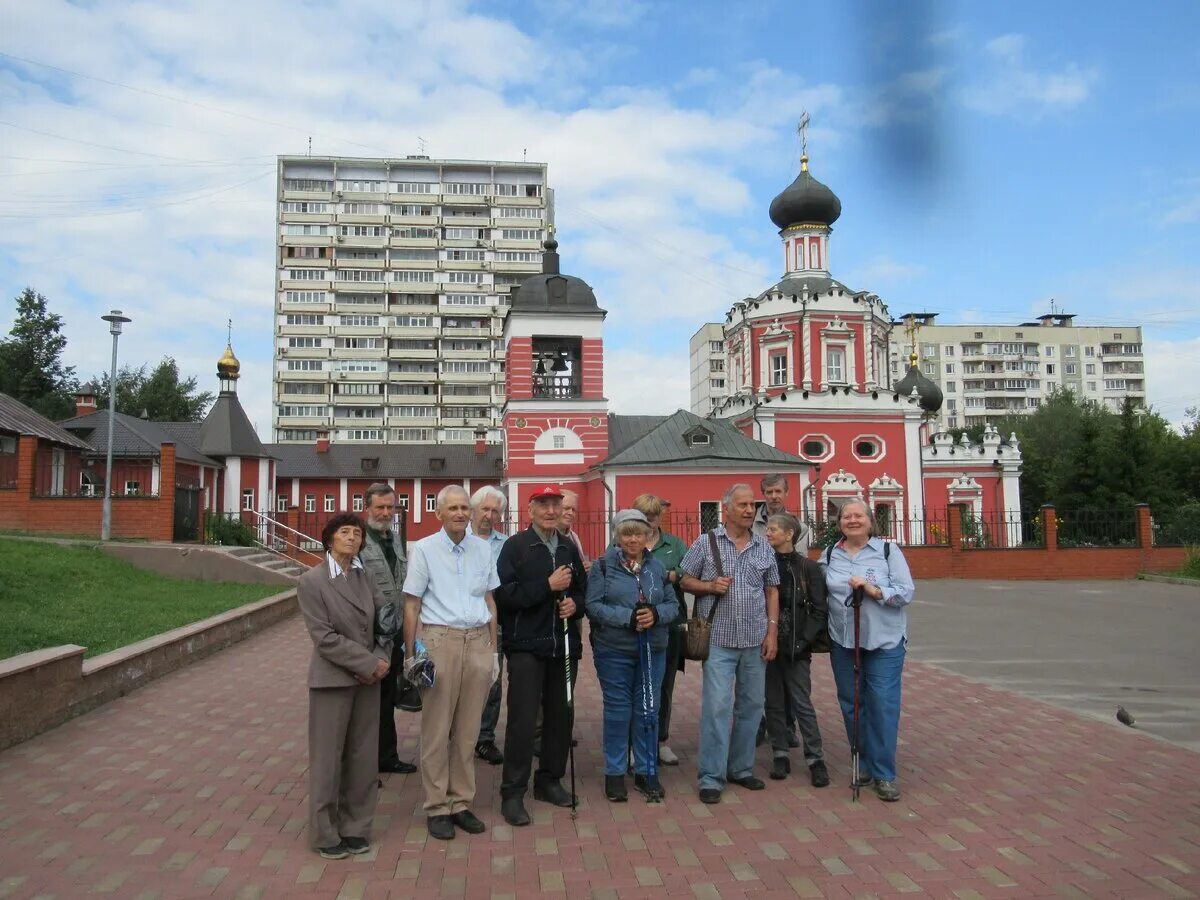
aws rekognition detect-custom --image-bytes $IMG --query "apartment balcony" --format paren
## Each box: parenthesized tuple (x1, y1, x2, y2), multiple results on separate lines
(331, 281, 385, 293)
(332, 348, 386, 361)
(274, 369, 329, 383)
(388, 348, 439, 360)
(493, 239, 543, 250)
(493, 215, 546, 228)
(388, 369, 439, 382)
(332, 300, 386, 315)
(390, 281, 437, 294)
(1102, 363, 1145, 375)
(440, 370, 494, 383)
(279, 212, 335, 225)
(389, 236, 438, 248)
(277, 324, 332, 337)
(336, 190, 386, 203)
(391, 214, 439, 226)
(281, 188, 335, 202)
(385, 414, 440, 427)
(492, 260, 541, 273)
(279, 278, 333, 292)
(491, 195, 542, 208)
(334, 370, 386, 383)
(1105, 381, 1146, 393)
(442, 326, 492, 338)
(333, 257, 385, 269)
(442, 348, 491, 360)
(387, 190, 439, 203)
(333, 415, 385, 429)
(278, 299, 334, 314)
(333, 325, 386, 338)
(331, 393, 385, 406)
(278, 347, 331, 359)
(442, 259, 486, 271)
(386, 325, 439, 338)
(276, 414, 331, 428)
(335, 235, 388, 250)
(441, 194, 489, 207)
(441, 213, 491, 227)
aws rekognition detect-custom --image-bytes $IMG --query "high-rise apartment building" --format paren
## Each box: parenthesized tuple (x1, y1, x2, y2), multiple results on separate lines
(887, 313, 1146, 429)
(689, 323, 730, 414)
(274, 155, 551, 444)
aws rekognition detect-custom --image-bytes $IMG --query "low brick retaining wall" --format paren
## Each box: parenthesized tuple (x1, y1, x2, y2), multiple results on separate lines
(0, 588, 297, 752)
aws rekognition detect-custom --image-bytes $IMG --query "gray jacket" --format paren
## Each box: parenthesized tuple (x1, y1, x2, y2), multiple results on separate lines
(359, 527, 407, 603)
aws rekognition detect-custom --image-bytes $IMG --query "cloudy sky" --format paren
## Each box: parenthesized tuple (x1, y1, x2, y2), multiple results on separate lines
(2, 0, 1198, 430)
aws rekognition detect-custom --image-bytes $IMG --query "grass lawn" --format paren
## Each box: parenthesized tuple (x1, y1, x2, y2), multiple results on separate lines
(0, 538, 284, 660)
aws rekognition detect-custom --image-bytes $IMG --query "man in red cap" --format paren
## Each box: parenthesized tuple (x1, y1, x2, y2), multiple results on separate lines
(494, 484, 587, 826)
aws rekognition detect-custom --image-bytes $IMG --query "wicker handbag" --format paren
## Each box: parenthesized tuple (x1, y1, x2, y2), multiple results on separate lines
(681, 531, 723, 662)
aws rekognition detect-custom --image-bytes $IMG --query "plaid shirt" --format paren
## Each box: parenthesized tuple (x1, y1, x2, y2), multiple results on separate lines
(681, 527, 780, 649)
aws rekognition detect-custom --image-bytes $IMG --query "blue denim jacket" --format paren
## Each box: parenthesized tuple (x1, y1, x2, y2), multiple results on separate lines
(584, 547, 678, 653)
(823, 538, 915, 651)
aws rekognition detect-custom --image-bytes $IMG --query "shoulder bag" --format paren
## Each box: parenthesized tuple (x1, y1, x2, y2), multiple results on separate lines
(682, 530, 724, 662)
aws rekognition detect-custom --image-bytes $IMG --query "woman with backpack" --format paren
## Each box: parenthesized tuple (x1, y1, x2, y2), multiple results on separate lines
(762, 513, 830, 787)
(822, 499, 915, 802)
(584, 509, 679, 803)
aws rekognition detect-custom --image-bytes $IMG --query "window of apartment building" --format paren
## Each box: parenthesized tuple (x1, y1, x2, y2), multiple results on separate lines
(340, 225, 387, 238)
(710, 359, 725, 373)
(393, 315, 434, 328)
(974, 331, 984, 339)
(444, 384, 487, 396)
(392, 181, 434, 193)
(393, 248, 438, 260)
(1065, 346, 1077, 357)
(281, 201, 328, 213)
(944, 345, 954, 356)
(494, 183, 543, 197)
(1105, 379, 1128, 390)
(334, 337, 383, 350)
(444, 206, 487, 218)
(445, 361, 489, 373)
(279, 405, 327, 418)
(394, 270, 435, 283)
(285, 246, 328, 260)
(447, 249, 487, 262)
(946, 381, 956, 393)
(1047, 381, 1058, 393)
(304, 494, 316, 512)
(443, 293, 487, 306)
(395, 429, 434, 442)
(1087, 381, 1097, 392)
(282, 382, 325, 395)
(1085, 346, 1095, 356)
(336, 407, 381, 420)
(335, 382, 381, 396)
(770, 353, 788, 386)
(1044, 346, 1055, 356)
(495, 251, 537, 262)
(285, 314, 324, 326)
(283, 223, 330, 235)
(710, 340, 724, 352)
(945, 363, 955, 374)
(1045, 364, 1055, 375)
(341, 428, 382, 440)
(710, 378, 726, 389)
(946, 399, 957, 413)
(444, 339, 487, 352)
(495, 206, 542, 218)
(284, 290, 327, 304)
(1065, 363, 1078, 375)
(391, 362, 437, 373)
(826, 346, 846, 383)
(286, 360, 325, 372)
(284, 178, 333, 191)
(500, 228, 541, 240)
(286, 268, 326, 280)
(287, 337, 323, 348)
(426, 493, 437, 512)
(389, 405, 437, 418)
(390, 339, 436, 351)
(1005, 379, 1027, 390)
(923, 362, 935, 375)
(921, 343, 937, 358)
(494, 274, 526, 286)
(395, 226, 437, 238)
(337, 270, 385, 282)
(1027, 397, 1041, 408)
(444, 182, 489, 195)
(340, 314, 380, 327)
(336, 360, 385, 374)
(447, 271, 483, 284)
(443, 226, 484, 240)
(279, 429, 319, 441)
(394, 204, 435, 216)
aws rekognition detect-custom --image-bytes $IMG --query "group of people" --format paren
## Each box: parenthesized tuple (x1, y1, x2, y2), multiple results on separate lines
(296, 475, 915, 859)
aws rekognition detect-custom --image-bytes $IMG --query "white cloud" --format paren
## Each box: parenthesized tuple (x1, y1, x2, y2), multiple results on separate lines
(960, 33, 1098, 117)
(1143, 337, 1200, 428)
(604, 348, 692, 417)
(841, 257, 927, 289)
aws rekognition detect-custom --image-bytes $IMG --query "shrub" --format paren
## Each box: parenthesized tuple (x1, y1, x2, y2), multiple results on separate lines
(205, 513, 257, 547)
(1181, 546, 1200, 580)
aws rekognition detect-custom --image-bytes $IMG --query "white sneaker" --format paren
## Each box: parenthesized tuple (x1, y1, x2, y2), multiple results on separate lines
(658, 744, 679, 766)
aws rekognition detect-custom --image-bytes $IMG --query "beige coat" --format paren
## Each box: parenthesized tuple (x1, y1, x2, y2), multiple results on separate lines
(298, 561, 389, 687)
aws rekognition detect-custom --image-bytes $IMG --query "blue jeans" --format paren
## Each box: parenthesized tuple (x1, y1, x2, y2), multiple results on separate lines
(829, 640, 906, 782)
(698, 644, 766, 791)
(593, 642, 666, 777)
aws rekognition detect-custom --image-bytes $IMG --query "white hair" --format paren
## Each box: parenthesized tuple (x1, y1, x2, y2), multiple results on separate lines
(560, 489, 578, 503)
(722, 483, 754, 508)
(436, 484, 470, 508)
(470, 484, 507, 512)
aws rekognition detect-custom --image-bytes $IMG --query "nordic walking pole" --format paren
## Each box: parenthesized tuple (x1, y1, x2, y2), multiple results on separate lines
(638, 622, 660, 798)
(849, 585, 865, 801)
(561, 605, 577, 819)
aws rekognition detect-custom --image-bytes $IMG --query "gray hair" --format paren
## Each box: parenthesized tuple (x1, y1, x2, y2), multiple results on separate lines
(722, 483, 754, 508)
(364, 482, 396, 507)
(837, 498, 877, 535)
(470, 484, 507, 512)
(615, 520, 651, 539)
(560, 488, 578, 504)
(436, 484, 470, 509)
(767, 512, 802, 544)
(760, 473, 787, 493)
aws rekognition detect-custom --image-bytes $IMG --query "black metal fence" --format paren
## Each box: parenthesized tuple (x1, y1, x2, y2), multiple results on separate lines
(958, 509, 1044, 549)
(1151, 503, 1200, 547)
(1055, 508, 1139, 548)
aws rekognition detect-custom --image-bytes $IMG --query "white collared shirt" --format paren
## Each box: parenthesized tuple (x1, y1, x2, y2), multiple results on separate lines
(402, 528, 498, 628)
(327, 552, 365, 579)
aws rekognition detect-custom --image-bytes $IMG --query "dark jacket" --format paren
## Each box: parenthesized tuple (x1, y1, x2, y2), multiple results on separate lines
(496, 525, 586, 659)
(585, 548, 679, 654)
(775, 550, 829, 660)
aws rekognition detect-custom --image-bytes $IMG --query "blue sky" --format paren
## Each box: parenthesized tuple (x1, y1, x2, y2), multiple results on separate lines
(1, 0, 1197, 429)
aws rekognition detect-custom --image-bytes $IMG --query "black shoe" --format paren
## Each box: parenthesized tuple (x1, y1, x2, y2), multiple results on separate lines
(474, 741, 503, 765)
(318, 841, 349, 859)
(810, 760, 830, 788)
(770, 757, 790, 780)
(605, 775, 627, 802)
(501, 796, 530, 826)
(533, 779, 574, 808)
(633, 774, 664, 802)
(874, 779, 901, 802)
(341, 836, 370, 854)
(427, 815, 455, 840)
(699, 788, 722, 804)
(729, 774, 766, 791)
(379, 758, 417, 774)
(450, 810, 486, 834)
(395, 682, 423, 712)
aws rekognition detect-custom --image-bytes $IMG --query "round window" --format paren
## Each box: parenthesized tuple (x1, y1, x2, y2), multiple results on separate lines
(855, 440, 877, 457)
(802, 440, 826, 457)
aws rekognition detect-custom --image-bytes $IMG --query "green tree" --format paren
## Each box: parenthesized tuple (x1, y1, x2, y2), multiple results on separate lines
(95, 357, 214, 422)
(0, 288, 77, 419)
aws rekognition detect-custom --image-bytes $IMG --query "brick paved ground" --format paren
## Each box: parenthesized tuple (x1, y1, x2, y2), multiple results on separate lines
(2, 616, 1200, 898)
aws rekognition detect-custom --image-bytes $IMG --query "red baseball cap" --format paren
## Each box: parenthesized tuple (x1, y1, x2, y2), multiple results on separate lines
(529, 484, 564, 501)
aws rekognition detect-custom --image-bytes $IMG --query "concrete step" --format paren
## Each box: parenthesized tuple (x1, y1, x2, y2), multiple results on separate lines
(225, 547, 260, 558)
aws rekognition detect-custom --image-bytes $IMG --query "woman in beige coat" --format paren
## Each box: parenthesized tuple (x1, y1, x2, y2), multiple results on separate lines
(298, 513, 392, 859)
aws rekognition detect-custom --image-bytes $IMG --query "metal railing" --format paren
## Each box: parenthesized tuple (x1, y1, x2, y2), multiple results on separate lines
(1151, 503, 1200, 547)
(958, 509, 1043, 549)
(204, 509, 323, 565)
(1055, 508, 1139, 548)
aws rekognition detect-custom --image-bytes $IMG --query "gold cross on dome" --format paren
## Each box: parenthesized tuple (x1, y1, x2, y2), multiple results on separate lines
(226, 318, 233, 343)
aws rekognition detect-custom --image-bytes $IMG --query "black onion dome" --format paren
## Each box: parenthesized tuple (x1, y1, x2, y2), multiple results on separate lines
(768, 158, 842, 230)
(510, 238, 603, 314)
(895, 363, 944, 414)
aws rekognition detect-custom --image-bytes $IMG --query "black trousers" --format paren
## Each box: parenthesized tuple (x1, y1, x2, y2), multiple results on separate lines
(658, 624, 682, 742)
(378, 639, 405, 766)
(501, 651, 576, 799)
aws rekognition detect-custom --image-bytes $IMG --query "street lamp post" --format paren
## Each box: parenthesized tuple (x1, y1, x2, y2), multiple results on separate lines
(100, 310, 131, 541)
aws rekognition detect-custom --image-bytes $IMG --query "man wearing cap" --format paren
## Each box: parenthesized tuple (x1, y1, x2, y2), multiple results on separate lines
(402, 485, 499, 841)
(494, 484, 587, 826)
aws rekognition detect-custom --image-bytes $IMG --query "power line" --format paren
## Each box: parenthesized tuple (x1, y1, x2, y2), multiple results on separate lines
(0, 119, 210, 161)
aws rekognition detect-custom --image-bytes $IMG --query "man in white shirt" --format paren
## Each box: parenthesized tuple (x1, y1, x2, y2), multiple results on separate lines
(402, 486, 500, 841)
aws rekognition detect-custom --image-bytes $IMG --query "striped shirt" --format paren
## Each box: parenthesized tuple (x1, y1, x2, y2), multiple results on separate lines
(681, 527, 780, 649)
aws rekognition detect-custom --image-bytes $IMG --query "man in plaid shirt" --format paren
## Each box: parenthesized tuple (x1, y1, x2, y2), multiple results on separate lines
(681, 484, 780, 804)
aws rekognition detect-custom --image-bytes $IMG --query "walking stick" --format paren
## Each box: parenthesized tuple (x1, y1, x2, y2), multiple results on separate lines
(848, 585, 865, 801)
(637, 624, 661, 799)
(562, 610, 577, 819)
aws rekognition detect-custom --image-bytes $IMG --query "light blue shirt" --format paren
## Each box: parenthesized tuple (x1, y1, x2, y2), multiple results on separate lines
(468, 523, 507, 567)
(326, 552, 365, 579)
(822, 538, 915, 651)
(402, 528, 499, 628)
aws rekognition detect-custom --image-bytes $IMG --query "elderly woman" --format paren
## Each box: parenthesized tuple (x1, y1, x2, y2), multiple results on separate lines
(585, 509, 679, 802)
(822, 499, 915, 802)
(763, 513, 830, 787)
(297, 513, 392, 858)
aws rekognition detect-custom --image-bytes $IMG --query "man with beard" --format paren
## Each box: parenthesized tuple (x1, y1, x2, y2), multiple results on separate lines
(360, 483, 418, 775)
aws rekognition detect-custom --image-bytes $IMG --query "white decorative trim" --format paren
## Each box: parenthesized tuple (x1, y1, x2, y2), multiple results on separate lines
(868, 473, 904, 493)
(851, 433, 887, 463)
(798, 432, 835, 464)
(823, 468, 861, 491)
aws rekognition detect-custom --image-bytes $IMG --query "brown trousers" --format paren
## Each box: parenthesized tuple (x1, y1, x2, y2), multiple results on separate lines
(308, 683, 380, 849)
(419, 624, 494, 816)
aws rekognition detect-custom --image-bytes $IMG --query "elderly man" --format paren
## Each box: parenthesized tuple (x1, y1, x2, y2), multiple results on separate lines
(558, 489, 591, 572)
(681, 483, 779, 804)
(752, 474, 810, 552)
(468, 484, 508, 766)
(359, 483, 418, 776)
(402, 486, 499, 841)
(495, 485, 586, 827)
